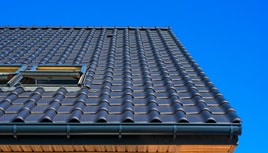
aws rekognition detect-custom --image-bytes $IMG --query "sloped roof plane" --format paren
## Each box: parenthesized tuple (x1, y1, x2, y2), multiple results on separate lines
(0, 26, 241, 153)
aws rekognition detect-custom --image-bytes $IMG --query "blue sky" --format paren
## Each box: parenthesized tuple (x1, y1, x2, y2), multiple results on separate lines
(0, 0, 267, 152)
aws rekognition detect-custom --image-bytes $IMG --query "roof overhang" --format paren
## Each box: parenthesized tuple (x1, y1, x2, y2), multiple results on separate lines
(0, 144, 237, 153)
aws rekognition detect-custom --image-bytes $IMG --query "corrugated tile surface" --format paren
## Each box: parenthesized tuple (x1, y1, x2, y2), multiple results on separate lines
(0, 27, 241, 124)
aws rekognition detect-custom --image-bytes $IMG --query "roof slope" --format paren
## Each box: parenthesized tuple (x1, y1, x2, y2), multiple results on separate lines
(0, 27, 241, 124)
(0, 27, 241, 146)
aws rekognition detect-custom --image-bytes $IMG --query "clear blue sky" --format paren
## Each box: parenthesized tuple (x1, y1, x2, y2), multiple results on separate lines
(0, 0, 267, 152)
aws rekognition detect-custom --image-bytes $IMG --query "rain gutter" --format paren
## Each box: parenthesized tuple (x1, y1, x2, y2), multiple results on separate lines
(0, 123, 241, 138)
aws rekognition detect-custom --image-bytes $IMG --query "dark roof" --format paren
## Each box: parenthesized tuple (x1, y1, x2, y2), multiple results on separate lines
(0, 26, 241, 144)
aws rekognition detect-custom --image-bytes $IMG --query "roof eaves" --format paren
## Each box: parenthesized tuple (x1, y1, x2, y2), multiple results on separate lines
(0, 123, 241, 145)
(0, 123, 241, 137)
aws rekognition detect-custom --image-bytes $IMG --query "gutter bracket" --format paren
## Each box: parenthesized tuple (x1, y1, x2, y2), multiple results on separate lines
(229, 125, 234, 141)
(118, 124, 122, 139)
(173, 124, 177, 140)
(13, 125, 17, 139)
(66, 125, 70, 140)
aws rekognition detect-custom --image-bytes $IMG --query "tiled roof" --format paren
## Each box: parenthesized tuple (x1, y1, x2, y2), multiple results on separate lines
(0, 26, 241, 124)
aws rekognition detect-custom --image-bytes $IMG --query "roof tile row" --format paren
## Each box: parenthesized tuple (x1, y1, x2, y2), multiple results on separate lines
(0, 87, 240, 123)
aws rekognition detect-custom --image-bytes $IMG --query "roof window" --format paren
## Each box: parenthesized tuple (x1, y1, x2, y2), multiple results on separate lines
(19, 65, 87, 87)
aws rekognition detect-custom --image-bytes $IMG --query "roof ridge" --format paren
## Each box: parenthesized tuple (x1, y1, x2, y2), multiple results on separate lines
(0, 26, 171, 30)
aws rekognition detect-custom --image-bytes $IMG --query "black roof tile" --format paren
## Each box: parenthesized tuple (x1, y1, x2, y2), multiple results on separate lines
(0, 26, 241, 125)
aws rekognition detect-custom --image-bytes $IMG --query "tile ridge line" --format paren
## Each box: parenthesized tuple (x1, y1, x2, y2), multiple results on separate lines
(0, 26, 171, 30)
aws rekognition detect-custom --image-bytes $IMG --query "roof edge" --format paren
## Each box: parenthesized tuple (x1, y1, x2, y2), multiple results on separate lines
(0, 123, 241, 137)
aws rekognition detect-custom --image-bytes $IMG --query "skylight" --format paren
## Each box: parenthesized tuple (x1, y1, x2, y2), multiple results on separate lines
(19, 65, 87, 87)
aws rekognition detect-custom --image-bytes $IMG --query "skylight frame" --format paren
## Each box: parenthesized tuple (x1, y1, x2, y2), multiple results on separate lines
(19, 64, 87, 87)
(0, 65, 27, 87)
